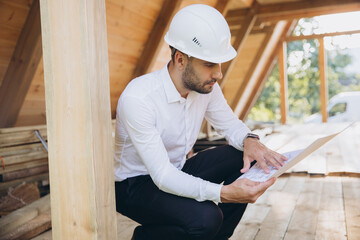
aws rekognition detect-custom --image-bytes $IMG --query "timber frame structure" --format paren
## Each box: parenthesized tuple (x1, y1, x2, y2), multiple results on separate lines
(0, 0, 360, 239)
(1, 0, 360, 128)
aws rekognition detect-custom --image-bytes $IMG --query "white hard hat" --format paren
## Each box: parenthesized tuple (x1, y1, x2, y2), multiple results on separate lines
(164, 4, 237, 64)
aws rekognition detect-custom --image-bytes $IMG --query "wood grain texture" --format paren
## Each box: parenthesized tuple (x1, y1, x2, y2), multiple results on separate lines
(39, 0, 117, 239)
(0, 0, 42, 127)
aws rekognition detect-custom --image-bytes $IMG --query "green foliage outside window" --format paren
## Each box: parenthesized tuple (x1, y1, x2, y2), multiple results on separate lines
(247, 18, 360, 124)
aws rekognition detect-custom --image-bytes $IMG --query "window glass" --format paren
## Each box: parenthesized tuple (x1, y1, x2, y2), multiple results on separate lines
(329, 102, 347, 117)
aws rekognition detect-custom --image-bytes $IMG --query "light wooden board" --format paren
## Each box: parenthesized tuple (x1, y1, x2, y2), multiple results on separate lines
(342, 177, 360, 240)
(30, 176, 360, 240)
(39, 0, 117, 238)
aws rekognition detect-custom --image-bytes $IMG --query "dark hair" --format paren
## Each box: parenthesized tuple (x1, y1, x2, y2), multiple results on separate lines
(169, 46, 192, 63)
(170, 46, 177, 63)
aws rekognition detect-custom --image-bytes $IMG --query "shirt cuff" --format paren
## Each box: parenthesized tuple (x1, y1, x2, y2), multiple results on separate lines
(205, 181, 223, 203)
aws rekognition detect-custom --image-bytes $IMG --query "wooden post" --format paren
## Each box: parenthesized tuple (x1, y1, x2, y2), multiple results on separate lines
(318, 37, 328, 123)
(279, 41, 288, 125)
(39, 0, 117, 239)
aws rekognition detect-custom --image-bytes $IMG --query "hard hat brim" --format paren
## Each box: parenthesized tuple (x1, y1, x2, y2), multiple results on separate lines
(165, 35, 237, 64)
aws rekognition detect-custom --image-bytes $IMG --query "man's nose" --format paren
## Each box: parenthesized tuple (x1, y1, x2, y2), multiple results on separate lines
(213, 64, 223, 80)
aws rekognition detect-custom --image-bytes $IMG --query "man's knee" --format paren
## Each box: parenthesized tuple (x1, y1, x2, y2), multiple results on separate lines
(186, 203, 223, 239)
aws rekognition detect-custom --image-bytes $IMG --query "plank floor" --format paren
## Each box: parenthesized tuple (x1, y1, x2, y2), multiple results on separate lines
(33, 123, 360, 239)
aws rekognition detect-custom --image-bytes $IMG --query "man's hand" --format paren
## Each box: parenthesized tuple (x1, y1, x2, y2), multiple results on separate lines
(220, 178, 276, 203)
(242, 138, 287, 174)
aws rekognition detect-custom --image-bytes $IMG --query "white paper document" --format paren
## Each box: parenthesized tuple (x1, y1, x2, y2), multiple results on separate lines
(239, 123, 354, 182)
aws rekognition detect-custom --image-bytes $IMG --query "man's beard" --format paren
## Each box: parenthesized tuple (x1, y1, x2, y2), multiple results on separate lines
(182, 63, 216, 94)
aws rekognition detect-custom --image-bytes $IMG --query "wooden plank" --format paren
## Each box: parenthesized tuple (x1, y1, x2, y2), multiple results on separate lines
(1, 150, 47, 166)
(318, 37, 328, 123)
(0, 159, 47, 175)
(0, 129, 47, 148)
(0, 125, 47, 134)
(283, 177, 323, 239)
(0, 209, 51, 240)
(0, 172, 48, 195)
(0, 0, 42, 128)
(0, 182, 40, 215)
(315, 177, 346, 240)
(39, 0, 117, 238)
(132, 0, 182, 78)
(31, 212, 140, 240)
(1, 165, 48, 182)
(232, 177, 290, 239)
(342, 177, 360, 239)
(233, 204, 271, 240)
(254, 176, 306, 240)
(0, 194, 50, 237)
(227, 0, 360, 23)
(278, 41, 288, 125)
(0, 142, 45, 158)
(219, 2, 258, 89)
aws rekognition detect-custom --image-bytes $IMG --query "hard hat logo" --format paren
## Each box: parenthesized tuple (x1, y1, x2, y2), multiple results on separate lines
(164, 4, 237, 64)
(192, 37, 202, 47)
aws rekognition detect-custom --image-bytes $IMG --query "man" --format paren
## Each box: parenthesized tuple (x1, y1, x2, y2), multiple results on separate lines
(114, 4, 286, 240)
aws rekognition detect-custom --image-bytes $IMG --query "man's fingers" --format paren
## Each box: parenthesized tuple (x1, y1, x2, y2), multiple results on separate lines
(256, 158, 270, 174)
(265, 155, 283, 170)
(257, 178, 276, 194)
(241, 156, 251, 173)
(265, 151, 287, 170)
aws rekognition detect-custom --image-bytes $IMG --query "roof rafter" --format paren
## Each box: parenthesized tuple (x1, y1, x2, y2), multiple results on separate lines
(215, 0, 232, 16)
(237, 20, 297, 120)
(227, 0, 360, 23)
(0, 0, 42, 128)
(230, 25, 275, 110)
(132, 0, 182, 78)
(219, 1, 259, 89)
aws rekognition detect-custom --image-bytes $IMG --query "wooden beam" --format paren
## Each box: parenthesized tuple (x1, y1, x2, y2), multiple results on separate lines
(237, 20, 297, 120)
(227, 0, 360, 23)
(0, 0, 42, 128)
(39, 0, 117, 239)
(215, 0, 231, 16)
(230, 27, 274, 110)
(286, 29, 360, 42)
(219, 2, 258, 89)
(132, 0, 182, 78)
(318, 37, 328, 123)
(240, 0, 254, 8)
(279, 41, 288, 125)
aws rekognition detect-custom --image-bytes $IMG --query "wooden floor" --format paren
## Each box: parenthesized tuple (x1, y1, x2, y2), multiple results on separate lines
(32, 122, 360, 239)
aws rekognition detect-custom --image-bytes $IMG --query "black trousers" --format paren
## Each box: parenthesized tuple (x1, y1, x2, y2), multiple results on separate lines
(115, 145, 247, 240)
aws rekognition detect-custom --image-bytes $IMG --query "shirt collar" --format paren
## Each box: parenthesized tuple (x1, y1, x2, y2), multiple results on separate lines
(161, 64, 184, 103)
(161, 63, 199, 104)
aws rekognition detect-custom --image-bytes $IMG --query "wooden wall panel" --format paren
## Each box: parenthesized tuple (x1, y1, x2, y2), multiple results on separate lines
(223, 33, 266, 105)
(15, 57, 46, 126)
(0, 0, 31, 86)
(106, 0, 164, 118)
(16, 0, 165, 125)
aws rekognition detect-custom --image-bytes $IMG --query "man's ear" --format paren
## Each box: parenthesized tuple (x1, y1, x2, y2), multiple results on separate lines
(174, 51, 187, 70)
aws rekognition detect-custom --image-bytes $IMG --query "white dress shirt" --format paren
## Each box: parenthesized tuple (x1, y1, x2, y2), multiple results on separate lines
(114, 64, 251, 202)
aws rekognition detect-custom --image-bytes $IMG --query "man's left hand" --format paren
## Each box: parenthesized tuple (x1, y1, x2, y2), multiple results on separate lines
(241, 138, 287, 174)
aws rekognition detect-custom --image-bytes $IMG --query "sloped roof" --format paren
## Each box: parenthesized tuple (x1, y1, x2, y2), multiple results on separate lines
(0, 0, 359, 127)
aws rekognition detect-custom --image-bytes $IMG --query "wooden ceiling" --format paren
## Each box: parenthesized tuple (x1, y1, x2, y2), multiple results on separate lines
(0, 0, 360, 127)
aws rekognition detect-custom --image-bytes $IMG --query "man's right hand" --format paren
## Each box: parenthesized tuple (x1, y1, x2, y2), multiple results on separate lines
(220, 178, 276, 203)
